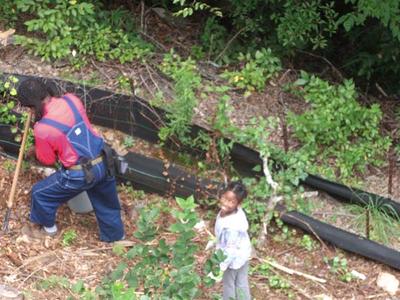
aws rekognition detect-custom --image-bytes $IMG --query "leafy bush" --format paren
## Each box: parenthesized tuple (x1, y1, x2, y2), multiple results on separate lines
(12, 0, 152, 63)
(0, 75, 34, 148)
(172, 0, 222, 18)
(287, 71, 391, 180)
(96, 196, 223, 299)
(272, 0, 338, 50)
(222, 48, 282, 96)
(159, 50, 202, 147)
(0, 1, 18, 27)
(0, 75, 18, 125)
(200, 17, 230, 62)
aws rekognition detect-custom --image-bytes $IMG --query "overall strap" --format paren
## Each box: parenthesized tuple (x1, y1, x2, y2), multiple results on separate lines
(40, 118, 71, 134)
(62, 95, 83, 123)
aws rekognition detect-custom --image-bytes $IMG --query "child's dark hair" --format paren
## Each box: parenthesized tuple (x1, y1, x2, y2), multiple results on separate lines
(223, 181, 247, 203)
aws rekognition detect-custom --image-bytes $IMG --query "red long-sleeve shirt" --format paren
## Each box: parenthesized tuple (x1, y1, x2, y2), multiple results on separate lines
(34, 93, 101, 167)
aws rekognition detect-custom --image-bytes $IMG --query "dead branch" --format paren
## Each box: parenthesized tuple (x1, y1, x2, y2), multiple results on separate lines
(145, 63, 162, 94)
(282, 213, 329, 251)
(17, 260, 58, 289)
(90, 59, 112, 82)
(254, 269, 314, 300)
(255, 257, 326, 284)
(215, 27, 246, 62)
(256, 155, 279, 248)
(139, 31, 168, 52)
(297, 50, 344, 82)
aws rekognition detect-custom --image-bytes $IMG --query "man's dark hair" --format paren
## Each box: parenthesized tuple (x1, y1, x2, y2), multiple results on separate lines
(17, 79, 50, 121)
(223, 181, 248, 203)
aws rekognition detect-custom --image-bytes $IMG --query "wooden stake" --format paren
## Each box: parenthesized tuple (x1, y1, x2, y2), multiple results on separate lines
(2, 110, 32, 232)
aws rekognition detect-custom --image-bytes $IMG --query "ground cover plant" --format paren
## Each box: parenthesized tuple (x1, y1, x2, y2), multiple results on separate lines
(1, 1, 400, 298)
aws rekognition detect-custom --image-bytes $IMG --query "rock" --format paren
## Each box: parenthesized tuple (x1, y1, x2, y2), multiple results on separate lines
(377, 272, 399, 296)
(351, 270, 366, 280)
(0, 29, 15, 47)
(0, 284, 23, 300)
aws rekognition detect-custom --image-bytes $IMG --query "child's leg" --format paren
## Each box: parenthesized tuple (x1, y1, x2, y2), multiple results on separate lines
(223, 268, 237, 300)
(235, 262, 251, 300)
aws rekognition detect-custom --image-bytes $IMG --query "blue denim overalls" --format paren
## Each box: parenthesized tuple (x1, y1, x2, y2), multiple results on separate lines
(30, 95, 124, 242)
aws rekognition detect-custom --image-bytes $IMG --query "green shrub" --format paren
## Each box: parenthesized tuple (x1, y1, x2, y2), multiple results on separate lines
(0, 75, 18, 125)
(273, 0, 338, 50)
(97, 196, 223, 299)
(222, 48, 282, 96)
(13, 0, 152, 63)
(200, 17, 230, 62)
(158, 50, 202, 147)
(287, 71, 391, 180)
(172, 0, 222, 18)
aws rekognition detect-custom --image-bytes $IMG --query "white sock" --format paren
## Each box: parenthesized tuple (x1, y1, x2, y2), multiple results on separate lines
(43, 224, 57, 233)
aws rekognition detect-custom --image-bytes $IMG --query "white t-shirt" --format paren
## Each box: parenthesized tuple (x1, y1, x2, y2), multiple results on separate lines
(215, 207, 252, 270)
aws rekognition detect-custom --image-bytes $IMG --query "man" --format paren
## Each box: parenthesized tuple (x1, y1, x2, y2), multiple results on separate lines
(18, 78, 124, 242)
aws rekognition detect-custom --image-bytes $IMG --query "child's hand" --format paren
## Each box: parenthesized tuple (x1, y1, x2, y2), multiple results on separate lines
(205, 240, 216, 251)
(207, 269, 223, 283)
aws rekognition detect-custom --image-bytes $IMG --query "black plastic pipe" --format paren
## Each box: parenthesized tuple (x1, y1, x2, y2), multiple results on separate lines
(277, 205, 400, 270)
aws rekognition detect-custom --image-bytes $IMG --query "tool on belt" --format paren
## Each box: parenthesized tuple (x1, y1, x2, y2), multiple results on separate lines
(68, 144, 127, 183)
(101, 143, 128, 177)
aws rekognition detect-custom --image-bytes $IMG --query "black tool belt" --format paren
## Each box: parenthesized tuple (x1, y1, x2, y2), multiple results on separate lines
(68, 155, 103, 171)
(69, 156, 102, 184)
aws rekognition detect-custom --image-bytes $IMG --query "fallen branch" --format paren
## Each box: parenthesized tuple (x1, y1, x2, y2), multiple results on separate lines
(254, 269, 314, 300)
(256, 155, 279, 248)
(215, 27, 246, 62)
(255, 257, 327, 284)
(282, 212, 329, 251)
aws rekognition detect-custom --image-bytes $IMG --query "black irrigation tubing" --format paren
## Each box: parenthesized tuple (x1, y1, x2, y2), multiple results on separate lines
(1, 127, 400, 271)
(276, 205, 400, 270)
(2, 73, 400, 216)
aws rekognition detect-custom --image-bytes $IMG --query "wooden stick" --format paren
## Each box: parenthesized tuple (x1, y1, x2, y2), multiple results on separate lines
(6, 111, 32, 209)
(255, 257, 327, 284)
(2, 110, 32, 232)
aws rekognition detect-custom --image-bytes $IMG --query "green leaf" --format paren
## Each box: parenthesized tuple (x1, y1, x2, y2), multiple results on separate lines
(293, 78, 308, 86)
(71, 280, 85, 294)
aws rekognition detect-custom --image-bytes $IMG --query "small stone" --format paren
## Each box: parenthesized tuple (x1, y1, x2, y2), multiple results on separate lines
(377, 272, 399, 296)
(351, 270, 366, 280)
(0, 284, 23, 299)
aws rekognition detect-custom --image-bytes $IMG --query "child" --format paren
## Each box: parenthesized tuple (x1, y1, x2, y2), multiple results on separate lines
(215, 181, 252, 300)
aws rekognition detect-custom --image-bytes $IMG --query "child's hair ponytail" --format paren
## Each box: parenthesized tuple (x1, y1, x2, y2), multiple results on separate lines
(222, 181, 247, 203)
